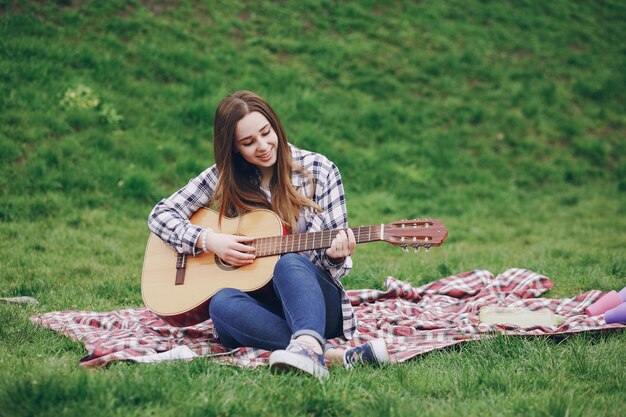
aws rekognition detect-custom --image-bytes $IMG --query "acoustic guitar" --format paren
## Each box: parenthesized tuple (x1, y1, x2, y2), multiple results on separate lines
(141, 208, 448, 327)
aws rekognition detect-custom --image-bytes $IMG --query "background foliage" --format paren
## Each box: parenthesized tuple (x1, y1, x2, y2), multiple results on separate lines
(0, 1, 624, 416)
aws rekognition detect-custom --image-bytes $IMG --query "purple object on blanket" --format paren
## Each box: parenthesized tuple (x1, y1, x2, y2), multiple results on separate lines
(605, 303, 626, 324)
(618, 286, 626, 302)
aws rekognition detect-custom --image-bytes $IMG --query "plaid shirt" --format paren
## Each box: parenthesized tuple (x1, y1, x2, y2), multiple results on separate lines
(148, 144, 356, 339)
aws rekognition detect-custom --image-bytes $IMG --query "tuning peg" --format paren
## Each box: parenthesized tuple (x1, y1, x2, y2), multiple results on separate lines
(424, 244, 432, 252)
(401, 244, 409, 253)
(412, 244, 421, 253)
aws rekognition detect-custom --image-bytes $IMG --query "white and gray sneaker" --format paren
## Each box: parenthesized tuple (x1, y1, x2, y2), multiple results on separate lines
(269, 340, 329, 380)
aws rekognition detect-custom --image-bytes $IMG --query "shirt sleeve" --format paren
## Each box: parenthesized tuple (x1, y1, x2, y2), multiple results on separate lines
(147, 165, 219, 255)
(308, 160, 353, 281)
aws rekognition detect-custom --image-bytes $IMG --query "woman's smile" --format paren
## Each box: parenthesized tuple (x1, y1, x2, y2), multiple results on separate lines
(258, 149, 273, 162)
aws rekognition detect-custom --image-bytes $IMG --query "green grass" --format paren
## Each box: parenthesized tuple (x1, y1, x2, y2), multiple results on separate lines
(1, 0, 625, 416)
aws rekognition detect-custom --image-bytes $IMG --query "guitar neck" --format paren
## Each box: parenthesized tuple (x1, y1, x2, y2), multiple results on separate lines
(252, 225, 382, 257)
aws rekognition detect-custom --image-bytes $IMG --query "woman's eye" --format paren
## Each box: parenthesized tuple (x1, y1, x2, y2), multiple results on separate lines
(262, 128, 271, 136)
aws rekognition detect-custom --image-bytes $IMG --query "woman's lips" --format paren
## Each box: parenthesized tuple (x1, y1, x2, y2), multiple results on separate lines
(258, 149, 273, 161)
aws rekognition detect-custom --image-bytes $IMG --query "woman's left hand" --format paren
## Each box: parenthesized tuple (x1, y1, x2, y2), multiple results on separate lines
(325, 228, 356, 264)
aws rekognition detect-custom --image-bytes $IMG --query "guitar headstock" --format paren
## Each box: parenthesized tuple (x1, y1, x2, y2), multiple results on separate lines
(383, 219, 448, 252)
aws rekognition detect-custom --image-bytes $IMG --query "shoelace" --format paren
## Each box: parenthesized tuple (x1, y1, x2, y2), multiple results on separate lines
(345, 346, 368, 368)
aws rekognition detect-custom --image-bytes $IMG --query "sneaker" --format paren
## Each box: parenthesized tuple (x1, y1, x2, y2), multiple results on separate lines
(269, 340, 329, 380)
(343, 338, 389, 369)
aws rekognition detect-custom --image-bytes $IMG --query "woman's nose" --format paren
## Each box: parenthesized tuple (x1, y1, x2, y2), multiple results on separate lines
(256, 136, 270, 150)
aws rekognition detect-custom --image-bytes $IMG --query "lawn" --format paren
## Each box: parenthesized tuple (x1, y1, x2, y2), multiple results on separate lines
(1, 1, 625, 416)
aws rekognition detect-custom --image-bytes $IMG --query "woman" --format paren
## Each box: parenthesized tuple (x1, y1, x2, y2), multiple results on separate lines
(148, 91, 388, 379)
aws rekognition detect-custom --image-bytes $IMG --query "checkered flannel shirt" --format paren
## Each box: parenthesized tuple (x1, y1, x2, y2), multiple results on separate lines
(148, 144, 357, 339)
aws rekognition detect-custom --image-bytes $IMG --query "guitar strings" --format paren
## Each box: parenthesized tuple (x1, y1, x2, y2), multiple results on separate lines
(254, 225, 382, 257)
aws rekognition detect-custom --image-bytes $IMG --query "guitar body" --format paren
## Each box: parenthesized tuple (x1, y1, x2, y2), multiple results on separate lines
(141, 209, 283, 327)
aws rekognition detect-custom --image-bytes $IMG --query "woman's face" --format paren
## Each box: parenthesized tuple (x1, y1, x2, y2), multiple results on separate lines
(234, 111, 279, 177)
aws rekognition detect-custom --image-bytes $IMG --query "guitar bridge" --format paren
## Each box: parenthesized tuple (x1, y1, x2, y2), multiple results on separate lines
(175, 253, 186, 285)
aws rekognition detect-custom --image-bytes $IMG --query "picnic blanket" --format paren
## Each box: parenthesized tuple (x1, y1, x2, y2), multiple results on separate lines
(30, 269, 625, 368)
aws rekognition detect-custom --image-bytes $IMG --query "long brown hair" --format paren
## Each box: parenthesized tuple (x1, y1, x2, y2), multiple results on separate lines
(211, 91, 320, 230)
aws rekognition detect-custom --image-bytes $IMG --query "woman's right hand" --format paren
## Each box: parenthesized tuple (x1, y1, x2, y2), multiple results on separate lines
(205, 232, 256, 267)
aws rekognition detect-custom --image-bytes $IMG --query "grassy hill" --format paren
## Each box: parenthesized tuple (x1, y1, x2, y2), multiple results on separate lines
(1, 1, 625, 416)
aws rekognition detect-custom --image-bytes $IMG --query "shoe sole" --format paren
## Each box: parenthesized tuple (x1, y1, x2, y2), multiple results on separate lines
(269, 350, 330, 380)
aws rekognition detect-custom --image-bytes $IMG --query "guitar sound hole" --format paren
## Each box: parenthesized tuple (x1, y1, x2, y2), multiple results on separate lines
(214, 255, 241, 272)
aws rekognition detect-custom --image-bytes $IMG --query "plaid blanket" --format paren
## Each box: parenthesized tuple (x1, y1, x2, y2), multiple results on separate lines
(30, 269, 624, 368)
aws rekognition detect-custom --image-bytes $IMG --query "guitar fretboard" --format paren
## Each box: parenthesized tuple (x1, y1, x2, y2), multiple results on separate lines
(252, 225, 382, 257)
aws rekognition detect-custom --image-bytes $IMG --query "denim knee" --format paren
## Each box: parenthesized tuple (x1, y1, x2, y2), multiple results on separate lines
(209, 287, 241, 318)
(275, 253, 306, 269)
(273, 253, 310, 283)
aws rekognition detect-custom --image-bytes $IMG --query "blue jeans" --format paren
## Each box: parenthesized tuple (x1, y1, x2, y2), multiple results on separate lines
(209, 253, 344, 351)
